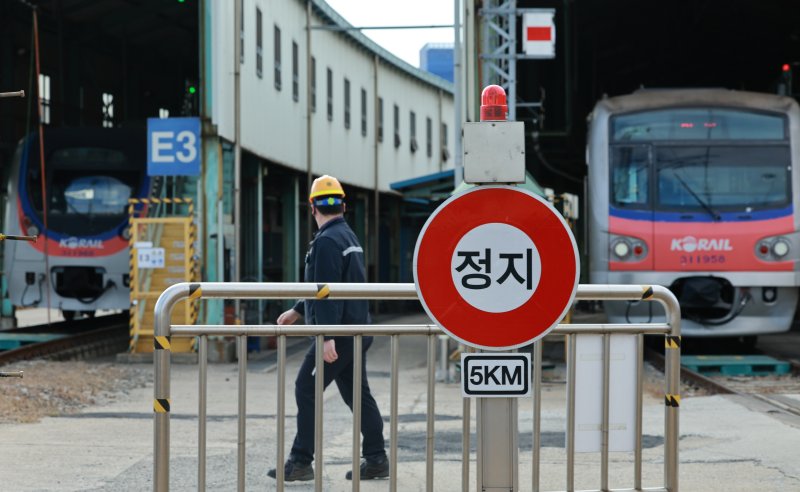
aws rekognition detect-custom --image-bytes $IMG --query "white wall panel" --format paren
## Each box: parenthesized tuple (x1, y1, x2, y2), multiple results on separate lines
(211, 0, 454, 193)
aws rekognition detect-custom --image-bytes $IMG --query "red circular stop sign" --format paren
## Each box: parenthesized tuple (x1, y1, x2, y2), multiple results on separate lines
(413, 186, 579, 350)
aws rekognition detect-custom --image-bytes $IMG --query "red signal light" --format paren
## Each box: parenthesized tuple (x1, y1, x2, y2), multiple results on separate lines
(633, 245, 644, 256)
(480, 85, 508, 122)
(783, 63, 791, 72)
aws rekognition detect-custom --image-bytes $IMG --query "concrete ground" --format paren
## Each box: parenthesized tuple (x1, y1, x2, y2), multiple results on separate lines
(0, 312, 799, 491)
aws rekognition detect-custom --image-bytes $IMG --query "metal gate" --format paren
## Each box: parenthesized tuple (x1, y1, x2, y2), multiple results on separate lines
(153, 282, 680, 492)
(128, 198, 198, 353)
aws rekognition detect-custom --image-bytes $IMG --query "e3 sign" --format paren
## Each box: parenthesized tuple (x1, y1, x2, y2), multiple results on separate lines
(147, 117, 201, 176)
(414, 185, 579, 350)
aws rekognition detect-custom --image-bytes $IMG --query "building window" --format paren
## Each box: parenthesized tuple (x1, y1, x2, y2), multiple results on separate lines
(409, 111, 418, 153)
(239, 3, 244, 64)
(159, 108, 169, 118)
(102, 92, 114, 127)
(311, 57, 317, 112)
(344, 78, 351, 129)
(393, 104, 400, 148)
(360, 88, 367, 136)
(274, 25, 282, 90)
(441, 122, 450, 161)
(255, 8, 263, 78)
(326, 68, 333, 121)
(377, 98, 384, 142)
(426, 117, 432, 157)
(292, 41, 299, 102)
(38, 73, 50, 124)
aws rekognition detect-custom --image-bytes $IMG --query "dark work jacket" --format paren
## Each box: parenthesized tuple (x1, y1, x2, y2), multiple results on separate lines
(293, 216, 370, 338)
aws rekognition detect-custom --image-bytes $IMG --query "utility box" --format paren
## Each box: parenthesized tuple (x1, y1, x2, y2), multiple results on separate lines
(462, 121, 526, 184)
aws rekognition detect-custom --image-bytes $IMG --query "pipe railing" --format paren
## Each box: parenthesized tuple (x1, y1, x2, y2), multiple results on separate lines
(153, 282, 680, 492)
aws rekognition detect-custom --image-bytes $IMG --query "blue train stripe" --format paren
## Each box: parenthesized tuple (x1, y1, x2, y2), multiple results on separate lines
(610, 205, 793, 222)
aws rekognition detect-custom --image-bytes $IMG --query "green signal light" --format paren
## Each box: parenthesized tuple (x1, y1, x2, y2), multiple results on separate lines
(188, 86, 196, 94)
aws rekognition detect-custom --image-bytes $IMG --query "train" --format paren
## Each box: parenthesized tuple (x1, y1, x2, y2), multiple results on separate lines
(587, 88, 800, 339)
(2, 127, 148, 320)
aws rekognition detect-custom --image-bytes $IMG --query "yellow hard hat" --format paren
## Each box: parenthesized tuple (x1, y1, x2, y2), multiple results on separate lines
(309, 175, 345, 202)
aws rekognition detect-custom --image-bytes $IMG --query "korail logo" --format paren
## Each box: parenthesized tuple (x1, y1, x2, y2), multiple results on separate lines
(59, 237, 104, 249)
(670, 236, 733, 253)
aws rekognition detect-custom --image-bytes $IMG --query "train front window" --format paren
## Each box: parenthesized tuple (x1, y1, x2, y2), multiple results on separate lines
(655, 146, 791, 211)
(57, 176, 132, 216)
(611, 146, 649, 207)
(26, 145, 141, 236)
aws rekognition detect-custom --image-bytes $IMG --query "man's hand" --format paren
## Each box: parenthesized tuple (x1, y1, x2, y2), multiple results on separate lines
(322, 339, 338, 363)
(277, 309, 301, 325)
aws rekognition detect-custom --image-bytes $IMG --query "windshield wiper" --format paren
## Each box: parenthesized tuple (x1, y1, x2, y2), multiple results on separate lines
(670, 171, 720, 221)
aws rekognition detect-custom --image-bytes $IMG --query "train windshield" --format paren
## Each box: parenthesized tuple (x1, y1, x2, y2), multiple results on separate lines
(27, 146, 142, 236)
(655, 147, 791, 211)
(610, 108, 791, 213)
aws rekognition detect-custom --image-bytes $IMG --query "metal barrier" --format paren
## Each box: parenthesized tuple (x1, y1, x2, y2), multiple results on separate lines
(153, 282, 680, 492)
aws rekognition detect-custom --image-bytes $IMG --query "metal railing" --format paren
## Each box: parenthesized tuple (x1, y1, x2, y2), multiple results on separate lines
(153, 282, 680, 492)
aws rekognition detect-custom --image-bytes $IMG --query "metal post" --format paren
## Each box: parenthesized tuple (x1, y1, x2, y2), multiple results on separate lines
(237, 335, 247, 491)
(390, 334, 399, 492)
(566, 334, 576, 491)
(154, 283, 190, 492)
(276, 335, 287, 487)
(426, 335, 436, 491)
(453, 0, 463, 186)
(532, 340, 542, 492)
(353, 335, 363, 490)
(461, 345, 471, 492)
(233, 0, 242, 322)
(601, 333, 611, 490)
(477, 381, 518, 491)
(314, 334, 324, 492)
(198, 335, 207, 491)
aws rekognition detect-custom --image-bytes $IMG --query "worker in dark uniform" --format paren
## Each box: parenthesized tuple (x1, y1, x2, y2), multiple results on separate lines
(268, 175, 389, 482)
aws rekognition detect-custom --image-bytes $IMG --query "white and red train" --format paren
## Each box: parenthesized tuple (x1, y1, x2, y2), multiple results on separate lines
(3, 127, 148, 320)
(587, 89, 800, 338)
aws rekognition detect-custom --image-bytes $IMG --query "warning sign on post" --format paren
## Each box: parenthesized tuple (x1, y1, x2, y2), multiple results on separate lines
(414, 185, 579, 350)
(462, 353, 531, 397)
(522, 11, 556, 58)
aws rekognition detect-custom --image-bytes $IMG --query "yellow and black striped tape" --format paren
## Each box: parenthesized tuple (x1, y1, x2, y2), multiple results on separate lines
(665, 335, 681, 349)
(641, 286, 654, 300)
(665, 394, 680, 407)
(189, 283, 202, 300)
(316, 284, 331, 299)
(128, 308, 137, 351)
(128, 197, 193, 205)
(154, 336, 171, 351)
(154, 398, 171, 413)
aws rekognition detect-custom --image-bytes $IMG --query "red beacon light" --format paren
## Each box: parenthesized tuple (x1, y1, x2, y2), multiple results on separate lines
(783, 63, 791, 72)
(480, 84, 508, 122)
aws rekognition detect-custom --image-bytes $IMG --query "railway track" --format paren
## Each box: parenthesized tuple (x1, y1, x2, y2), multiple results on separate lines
(0, 313, 129, 366)
(646, 346, 800, 422)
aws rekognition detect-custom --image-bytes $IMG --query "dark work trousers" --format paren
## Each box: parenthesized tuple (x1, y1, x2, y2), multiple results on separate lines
(289, 335, 387, 465)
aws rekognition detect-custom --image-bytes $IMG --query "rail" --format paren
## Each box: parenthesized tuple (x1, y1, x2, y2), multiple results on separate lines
(153, 282, 681, 492)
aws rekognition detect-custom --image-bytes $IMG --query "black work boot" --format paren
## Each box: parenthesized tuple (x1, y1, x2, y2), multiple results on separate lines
(267, 460, 314, 482)
(345, 456, 389, 480)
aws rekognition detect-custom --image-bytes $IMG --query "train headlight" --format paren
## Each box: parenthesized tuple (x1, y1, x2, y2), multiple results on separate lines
(612, 240, 631, 258)
(26, 224, 40, 237)
(772, 239, 790, 257)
